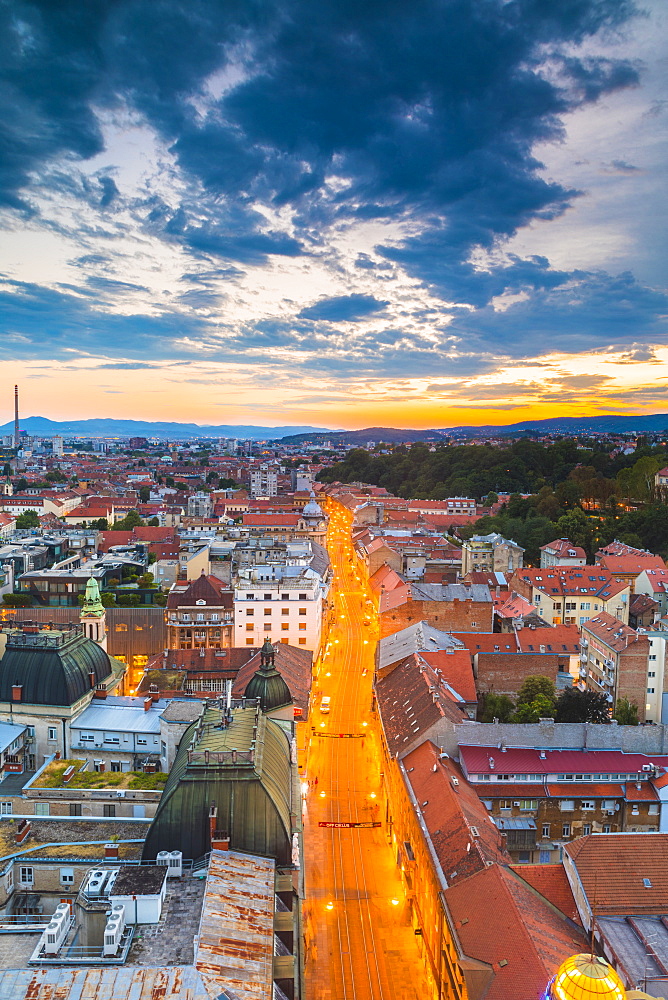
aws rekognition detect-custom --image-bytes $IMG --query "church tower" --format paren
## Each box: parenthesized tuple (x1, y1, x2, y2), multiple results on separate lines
(80, 576, 107, 650)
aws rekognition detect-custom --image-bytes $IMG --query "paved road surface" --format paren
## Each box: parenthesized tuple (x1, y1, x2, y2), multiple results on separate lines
(303, 502, 433, 1000)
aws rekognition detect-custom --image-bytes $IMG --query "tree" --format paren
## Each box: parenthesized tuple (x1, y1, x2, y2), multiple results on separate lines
(479, 692, 515, 723)
(45, 469, 67, 483)
(2, 593, 33, 607)
(137, 572, 155, 589)
(555, 686, 610, 723)
(148, 551, 157, 564)
(92, 517, 109, 530)
(101, 592, 117, 607)
(516, 676, 556, 707)
(15, 510, 40, 528)
(114, 509, 143, 530)
(116, 593, 142, 607)
(138, 486, 151, 503)
(148, 516, 159, 527)
(512, 693, 556, 724)
(614, 697, 639, 726)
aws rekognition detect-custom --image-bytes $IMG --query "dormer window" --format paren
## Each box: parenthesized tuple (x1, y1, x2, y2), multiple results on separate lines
(196, 599, 206, 605)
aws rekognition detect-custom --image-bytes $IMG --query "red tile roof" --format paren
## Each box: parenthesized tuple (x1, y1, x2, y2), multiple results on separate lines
(403, 741, 509, 884)
(415, 649, 476, 704)
(511, 567, 628, 600)
(460, 745, 668, 777)
(510, 864, 581, 923)
(166, 573, 233, 609)
(242, 513, 300, 527)
(446, 864, 587, 1000)
(565, 833, 668, 914)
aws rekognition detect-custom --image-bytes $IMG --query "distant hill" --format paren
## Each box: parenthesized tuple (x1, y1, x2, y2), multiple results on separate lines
(2, 412, 667, 443)
(276, 426, 446, 445)
(441, 414, 668, 436)
(0, 416, 329, 440)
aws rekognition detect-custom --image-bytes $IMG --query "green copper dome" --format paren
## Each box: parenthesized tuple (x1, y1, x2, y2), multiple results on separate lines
(244, 639, 292, 713)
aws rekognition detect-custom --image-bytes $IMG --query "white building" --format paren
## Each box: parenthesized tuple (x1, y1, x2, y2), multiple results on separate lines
(69, 697, 167, 772)
(234, 565, 326, 653)
(187, 492, 214, 518)
(249, 464, 278, 498)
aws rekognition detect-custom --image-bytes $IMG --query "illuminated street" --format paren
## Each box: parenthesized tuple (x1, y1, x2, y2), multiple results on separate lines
(303, 502, 433, 1000)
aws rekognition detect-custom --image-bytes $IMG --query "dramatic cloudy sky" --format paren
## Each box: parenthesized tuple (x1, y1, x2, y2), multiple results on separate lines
(1, 0, 666, 428)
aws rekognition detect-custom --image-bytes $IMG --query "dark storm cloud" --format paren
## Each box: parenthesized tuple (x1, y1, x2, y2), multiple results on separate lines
(299, 295, 388, 322)
(0, 0, 657, 371)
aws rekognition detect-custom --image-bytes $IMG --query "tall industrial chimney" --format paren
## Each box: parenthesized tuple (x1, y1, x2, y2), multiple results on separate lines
(13, 385, 19, 449)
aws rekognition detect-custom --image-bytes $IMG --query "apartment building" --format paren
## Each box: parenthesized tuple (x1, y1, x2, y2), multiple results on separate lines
(578, 613, 650, 720)
(510, 567, 630, 626)
(539, 538, 586, 568)
(459, 744, 665, 863)
(233, 566, 326, 653)
(461, 532, 524, 576)
(249, 463, 278, 498)
(166, 573, 234, 650)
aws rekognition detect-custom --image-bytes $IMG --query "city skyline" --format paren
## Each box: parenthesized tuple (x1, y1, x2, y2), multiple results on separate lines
(1, 0, 666, 430)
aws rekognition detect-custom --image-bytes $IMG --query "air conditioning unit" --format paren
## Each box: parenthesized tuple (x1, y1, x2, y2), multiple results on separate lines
(513, 801, 520, 807)
(607, 810, 615, 816)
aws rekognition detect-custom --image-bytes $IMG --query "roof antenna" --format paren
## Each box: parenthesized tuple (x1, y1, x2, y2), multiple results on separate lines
(590, 874, 598, 961)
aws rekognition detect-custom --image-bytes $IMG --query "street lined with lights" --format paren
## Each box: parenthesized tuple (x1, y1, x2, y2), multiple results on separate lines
(302, 500, 432, 999)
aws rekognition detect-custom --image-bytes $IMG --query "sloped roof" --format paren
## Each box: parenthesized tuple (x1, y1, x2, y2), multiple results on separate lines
(403, 741, 508, 885)
(460, 745, 668, 777)
(445, 864, 587, 1000)
(511, 864, 581, 922)
(167, 574, 233, 609)
(415, 649, 476, 703)
(375, 654, 467, 756)
(565, 833, 668, 915)
(377, 621, 464, 671)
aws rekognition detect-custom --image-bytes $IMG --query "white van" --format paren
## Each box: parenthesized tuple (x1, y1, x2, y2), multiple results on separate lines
(320, 696, 331, 714)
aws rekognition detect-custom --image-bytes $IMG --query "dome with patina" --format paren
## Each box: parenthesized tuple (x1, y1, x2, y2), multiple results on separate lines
(244, 639, 292, 713)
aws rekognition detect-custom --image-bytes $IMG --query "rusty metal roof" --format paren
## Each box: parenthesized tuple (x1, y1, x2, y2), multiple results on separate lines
(196, 849, 275, 1000)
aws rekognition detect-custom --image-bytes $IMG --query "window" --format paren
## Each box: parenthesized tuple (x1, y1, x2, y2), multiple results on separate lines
(34, 802, 50, 816)
(246, 638, 255, 645)
(0, 802, 11, 816)
(60, 868, 74, 885)
(603, 824, 611, 833)
(560, 800, 574, 811)
(161, 741, 167, 757)
(299, 593, 307, 600)
(583, 824, 591, 836)
(103, 804, 116, 818)
(539, 850, 551, 863)
(80, 733, 95, 743)
(519, 800, 537, 811)
(282, 608, 290, 616)
(470, 621, 478, 628)
(281, 623, 289, 631)
(647, 687, 655, 694)
(542, 824, 550, 838)
(280, 638, 289, 644)
(298, 608, 307, 616)
(562, 824, 571, 838)
(298, 623, 306, 631)
(246, 608, 254, 616)
(649, 671, 656, 678)
(70, 803, 82, 816)
(19, 867, 33, 886)
(48, 727, 57, 741)
(264, 594, 272, 600)
(581, 800, 595, 810)
(281, 593, 289, 600)
(136, 738, 147, 746)
(264, 608, 272, 616)
(210, 614, 219, 622)
(650, 654, 657, 661)
(246, 624, 255, 632)
(580, 602, 591, 611)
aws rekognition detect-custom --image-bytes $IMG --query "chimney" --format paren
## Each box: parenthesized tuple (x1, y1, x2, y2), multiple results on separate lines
(209, 803, 218, 844)
(104, 843, 119, 860)
(13, 385, 19, 450)
(15, 819, 31, 845)
(11, 684, 22, 702)
(144, 697, 153, 712)
(211, 832, 230, 851)
(88, 671, 96, 690)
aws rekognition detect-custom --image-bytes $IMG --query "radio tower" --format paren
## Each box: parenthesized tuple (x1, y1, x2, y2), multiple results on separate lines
(13, 385, 19, 449)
